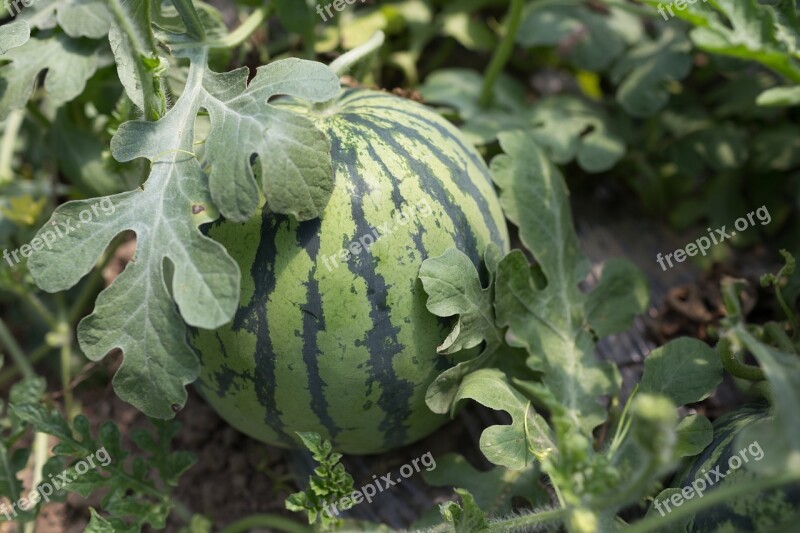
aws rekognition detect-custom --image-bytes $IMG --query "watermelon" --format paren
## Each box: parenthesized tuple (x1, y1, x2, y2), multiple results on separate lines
(190, 89, 510, 454)
(670, 405, 800, 532)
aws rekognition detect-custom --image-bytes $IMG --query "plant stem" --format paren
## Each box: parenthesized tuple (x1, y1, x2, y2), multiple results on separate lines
(25, 432, 49, 533)
(479, 0, 524, 108)
(13, 289, 58, 329)
(329, 31, 386, 76)
(207, 4, 270, 49)
(489, 507, 568, 531)
(0, 343, 50, 387)
(219, 514, 312, 533)
(626, 470, 800, 533)
(169, 0, 206, 41)
(0, 318, 34, 380)
(717, 337, 765, 381)
(107, 0, 164, 121)
(763, 322, 795, 354)
(0, 109, 24, 186)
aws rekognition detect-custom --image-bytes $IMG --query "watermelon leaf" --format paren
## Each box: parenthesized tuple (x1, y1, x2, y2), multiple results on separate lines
(0, 21, 30, 54)
(491, 131, 621, 435)
(422, 453, 549, 516)
(639, 337, 723, 406)
(419, 71, 625, 172)
(0, 34, 108, 120)
(286, 432, 355, 529)
(27, 48, 339, 418)
(516, 1, 640, 71)
(439, 488, 491, 532)
(731, 327, 800, 474)
(453, 369, 554, 470)
(675, 415, 714, 458)
(419, 247, 502, 354)
(610, 26, 694, 118)
(586, 259, 649, 338)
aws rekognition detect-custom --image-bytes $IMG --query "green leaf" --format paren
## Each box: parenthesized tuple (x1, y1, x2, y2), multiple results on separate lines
(756, 85, 800, 106)
(48, 108, 122, 196)
(28, 50, 338, 418)
(733, 326, 800, 474)
(611, 27, 693, 118)
(0, 445, 31, 521)
(0, 21, 30, 54)
(12, 402, 192, 530)
(517, 1, 641, 70)
(56, 0, 112, 39)
(423, 453, 548, 516)
(0, 34, 108, 120)
(108, 0, 167, 116)
(273, 0, 317, 35)
(439, 488, 490, 532)
(419, 247, 500, 354)
(198, 58, 339, 222)
(453, 369, 555, 470)
(441, 11, 496, 51)
(491, 132, 619, 435)
(419, 68, 527, 121)
(586, 259, 649, 338)
(675, 414, 713, 457)
(286, 432, 354, 528)
(524, 96, 626, 172)
(86, 509, 115, 532)
(641, 0, 800, 83)
(639, 338, 723, 405)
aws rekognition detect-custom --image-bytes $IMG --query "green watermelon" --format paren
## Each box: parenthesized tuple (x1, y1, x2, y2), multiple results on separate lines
(671, 405, 800, 532)
(190, 89, 510, 454)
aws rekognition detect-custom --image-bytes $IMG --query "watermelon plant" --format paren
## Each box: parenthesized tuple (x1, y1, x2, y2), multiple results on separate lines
(0, 0, 798, 531)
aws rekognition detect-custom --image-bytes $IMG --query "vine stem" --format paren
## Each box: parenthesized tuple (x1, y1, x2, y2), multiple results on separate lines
(0, 342, 50, 387)
(625, 470, 800, 533)
(0, 109, 24, 186)
(479, 0, 524, 108)
(717, 337, 765, 381)
(169, 0, 206, 41)
(489, 507, 568, 531)
(329, 31, 386, 76)
(107, 0, 164, 121)
(219, 514, 312, 533)
(0, 317, 34, 380)
(207, 4, 270, 49)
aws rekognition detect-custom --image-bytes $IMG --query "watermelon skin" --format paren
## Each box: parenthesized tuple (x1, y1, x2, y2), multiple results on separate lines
(190, 89, 510, 454)
(674, 405, 800, 532)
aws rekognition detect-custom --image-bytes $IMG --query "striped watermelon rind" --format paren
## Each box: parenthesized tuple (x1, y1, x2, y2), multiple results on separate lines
(673, 405, 800, 532)
(190, 89, 510, 454)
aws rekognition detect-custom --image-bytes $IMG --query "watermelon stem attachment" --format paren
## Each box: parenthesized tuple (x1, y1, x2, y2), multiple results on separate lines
(479, 0, 524, 108)
(329, 31, 386, 77)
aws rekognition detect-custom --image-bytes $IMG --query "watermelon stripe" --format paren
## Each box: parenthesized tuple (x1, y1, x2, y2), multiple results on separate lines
(354, 103, 497, 187)
(234, 214, 293, 446)
(297, 218, 341, 440)
(334, 137, 413, 449)
(342, 114, 483, 270)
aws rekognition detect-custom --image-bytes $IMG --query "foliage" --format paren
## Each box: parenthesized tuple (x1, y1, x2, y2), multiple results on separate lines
(0, 0, 798, 531)
(285, 432, 355, 530)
